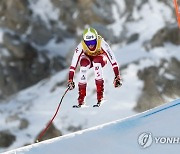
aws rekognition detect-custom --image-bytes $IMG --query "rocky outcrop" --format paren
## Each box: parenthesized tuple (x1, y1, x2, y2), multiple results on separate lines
(150, 25, 180, 48)
(67, 125, 82, 132)
(0, 0, 30, 35)
(0, 0, 67, 99)
(3, 33, 37, 60)
(0, 32, 65, 99)
(134, 66, 165, 112)
(0, 130, 16, 148)
(127, 33, 139, 44)
(134, 58, 180, 112)
(35, 123, 62, 142)
(51, 0, 117, 42)
(19, 118, 29, 130)
(161, 58, 180, 97)
(52, 0, 115, 27)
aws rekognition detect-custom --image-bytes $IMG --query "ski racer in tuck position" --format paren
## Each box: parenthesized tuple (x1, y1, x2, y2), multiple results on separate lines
(67, 27, 122, 108)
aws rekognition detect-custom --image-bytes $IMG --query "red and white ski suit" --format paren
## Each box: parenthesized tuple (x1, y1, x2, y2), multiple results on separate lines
(68, 36, 120, 104)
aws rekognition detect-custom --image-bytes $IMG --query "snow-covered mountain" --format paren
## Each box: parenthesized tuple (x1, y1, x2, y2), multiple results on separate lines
(0, 0, 180, 153)
(5, 99, 180, 154)
(0, 0, 179, 99)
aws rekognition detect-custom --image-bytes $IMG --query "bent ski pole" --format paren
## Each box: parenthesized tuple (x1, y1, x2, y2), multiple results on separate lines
(36, 87, 70, 143)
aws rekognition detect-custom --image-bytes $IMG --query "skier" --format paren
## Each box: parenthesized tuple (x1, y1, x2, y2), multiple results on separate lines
(67, 27, 122, 108)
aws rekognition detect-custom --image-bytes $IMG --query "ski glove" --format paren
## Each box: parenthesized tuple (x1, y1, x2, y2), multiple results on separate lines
(113, 75, 122, 88)
(67, 80, 75, 90)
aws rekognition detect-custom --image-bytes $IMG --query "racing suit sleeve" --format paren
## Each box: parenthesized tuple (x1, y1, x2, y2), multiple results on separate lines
(68, 43, 83, 81)
(101, 39, 120, 77)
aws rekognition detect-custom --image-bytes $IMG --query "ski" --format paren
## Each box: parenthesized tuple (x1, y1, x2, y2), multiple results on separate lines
(72, 104, 89, 108)
(93, 103, 101, 107)
(93, 99, 107, 107)
(73, 99, 107, 108)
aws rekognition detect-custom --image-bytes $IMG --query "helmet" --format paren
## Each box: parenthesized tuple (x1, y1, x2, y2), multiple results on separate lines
(83, 27, 98, 46)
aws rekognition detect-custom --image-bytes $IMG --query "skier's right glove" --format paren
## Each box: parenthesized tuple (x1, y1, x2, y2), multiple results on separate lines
(113, 75, 122, 88)
(67, 80, 75, 90)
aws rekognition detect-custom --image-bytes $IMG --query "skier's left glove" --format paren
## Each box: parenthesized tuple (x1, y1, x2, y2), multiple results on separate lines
(113, 75, 122, 88)
(67, 80, 75, 90)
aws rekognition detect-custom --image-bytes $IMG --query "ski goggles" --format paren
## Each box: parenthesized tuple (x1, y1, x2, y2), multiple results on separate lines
(84, 39, 97, 46)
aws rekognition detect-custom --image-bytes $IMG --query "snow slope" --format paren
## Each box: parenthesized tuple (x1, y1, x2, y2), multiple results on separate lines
(0, 64, 138, 152)
(5, 99, 180, 154)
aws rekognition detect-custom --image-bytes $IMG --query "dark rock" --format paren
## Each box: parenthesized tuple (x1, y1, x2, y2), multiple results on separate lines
(150, 25, 180, 48)
(0, 130, 16, 148)
(134, 58, 180, 112)
(0, 0, 67, 99)
(0, 33, 65, 99)
(52, 0, 115, 31)
(35, 123, 62, 142)
(124, 0, 135, 21)
(51, 0, 77, 33)
(23, 143, 31, 146)
(28, 21, 53, 46)
(19, 118, 29, 130)
(67, 125, 82, 132)
(0, 0, 31, 35)
(127, 33, 139, 44)
(134, 66, 164, 112)
(162, 58, 180, 97)
(3, 32, 37, 60)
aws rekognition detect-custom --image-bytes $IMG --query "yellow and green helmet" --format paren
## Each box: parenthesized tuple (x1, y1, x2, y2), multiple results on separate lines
(83, 27, 98, 46)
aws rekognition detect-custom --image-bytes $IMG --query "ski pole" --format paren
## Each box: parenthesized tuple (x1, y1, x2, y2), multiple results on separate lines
(36, 87, 70, 143)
